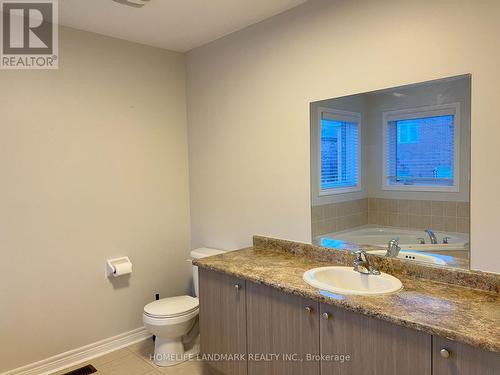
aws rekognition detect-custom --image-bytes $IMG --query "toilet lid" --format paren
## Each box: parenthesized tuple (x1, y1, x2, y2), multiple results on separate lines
(144, 296, 199, 318)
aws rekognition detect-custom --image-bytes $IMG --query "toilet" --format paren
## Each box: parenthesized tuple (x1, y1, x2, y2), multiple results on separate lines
(143, 247, 225, 367)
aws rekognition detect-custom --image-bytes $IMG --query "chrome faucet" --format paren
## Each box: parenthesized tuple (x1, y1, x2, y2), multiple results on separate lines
(425, 229, 438, 244)
(386, 239, 401, 258)
(353, 250, 380, 275)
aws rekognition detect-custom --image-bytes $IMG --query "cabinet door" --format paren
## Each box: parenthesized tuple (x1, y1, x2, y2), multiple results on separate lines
(320, 304, 431, 375)
(199, 268, 247, 375)
(433, 336, 500, 375)
(246, 281, 320, 375)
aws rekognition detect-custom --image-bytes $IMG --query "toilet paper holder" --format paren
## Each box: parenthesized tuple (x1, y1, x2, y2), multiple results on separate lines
(106, 256, 133, 277)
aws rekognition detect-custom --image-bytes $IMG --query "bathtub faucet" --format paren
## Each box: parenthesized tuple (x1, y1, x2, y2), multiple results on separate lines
(386, 239, 401, 258)
(425, 229, 438, 244)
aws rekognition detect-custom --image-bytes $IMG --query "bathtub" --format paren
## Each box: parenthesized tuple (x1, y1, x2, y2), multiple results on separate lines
(318, 225, 469, 252)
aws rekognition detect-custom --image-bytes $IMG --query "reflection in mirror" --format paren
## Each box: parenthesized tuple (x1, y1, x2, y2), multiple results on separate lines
(310, 75, 470, 269)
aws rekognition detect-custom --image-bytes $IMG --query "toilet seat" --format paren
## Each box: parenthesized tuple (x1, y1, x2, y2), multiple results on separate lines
(143, 295, 199, 319)
(143, 307, 199, 328)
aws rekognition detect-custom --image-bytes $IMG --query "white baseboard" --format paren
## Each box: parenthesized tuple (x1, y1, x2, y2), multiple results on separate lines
(2, 327, 152, 375)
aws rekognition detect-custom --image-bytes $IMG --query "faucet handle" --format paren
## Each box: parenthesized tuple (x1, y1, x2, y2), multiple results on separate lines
(353, 250, 367, 274)
(354, 249, 367, 260)
(353, 249, 381, 275)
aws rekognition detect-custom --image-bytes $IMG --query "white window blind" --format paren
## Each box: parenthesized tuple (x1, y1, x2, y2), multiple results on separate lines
(320, 112, 359, 191)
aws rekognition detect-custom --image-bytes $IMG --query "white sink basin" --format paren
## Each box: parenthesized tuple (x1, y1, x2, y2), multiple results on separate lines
(303, 266, 402, 296)
(367, 250, 447, 265)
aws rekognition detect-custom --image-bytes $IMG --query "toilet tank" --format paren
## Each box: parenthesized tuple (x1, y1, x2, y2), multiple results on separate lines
(190, 248, 225, 297)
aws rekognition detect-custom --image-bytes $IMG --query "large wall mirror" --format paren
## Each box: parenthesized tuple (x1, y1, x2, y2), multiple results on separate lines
(310, 75, 471, 270)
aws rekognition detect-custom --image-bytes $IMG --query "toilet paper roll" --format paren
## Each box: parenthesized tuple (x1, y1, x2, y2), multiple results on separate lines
(112, 261, 132, 277)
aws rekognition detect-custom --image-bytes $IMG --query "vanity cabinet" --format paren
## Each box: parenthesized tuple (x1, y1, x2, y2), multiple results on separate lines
(319, 304, 432, 375)
(433, 336, 500, 375)
(199, 269, 499, 375)
(198, 268, 247, 375)
(246, 281, 320, 375)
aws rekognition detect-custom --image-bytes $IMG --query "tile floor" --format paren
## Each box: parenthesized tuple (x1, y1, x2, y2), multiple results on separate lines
(52, 339, 205, 375)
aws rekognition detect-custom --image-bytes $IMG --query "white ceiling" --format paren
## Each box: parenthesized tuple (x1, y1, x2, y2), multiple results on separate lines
(59, 0, 307, 52)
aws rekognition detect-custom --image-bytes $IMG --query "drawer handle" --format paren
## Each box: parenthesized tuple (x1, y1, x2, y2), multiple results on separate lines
(440, 349, 450, 358)
(304, 306, 313, 313)
(234, 284, 241, 290)
(322, 312, 330, 320)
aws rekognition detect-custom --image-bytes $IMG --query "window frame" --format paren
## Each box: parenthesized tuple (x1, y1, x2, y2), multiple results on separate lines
(316, 107, 362, 196)
(382, 103, 461, 192)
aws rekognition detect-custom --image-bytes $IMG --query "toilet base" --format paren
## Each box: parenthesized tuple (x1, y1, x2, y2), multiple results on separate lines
(152, 336, 200, 367)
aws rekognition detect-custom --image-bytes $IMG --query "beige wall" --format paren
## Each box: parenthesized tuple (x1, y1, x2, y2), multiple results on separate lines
(186, 0, 500, 273)
(0, 28, 191, 371)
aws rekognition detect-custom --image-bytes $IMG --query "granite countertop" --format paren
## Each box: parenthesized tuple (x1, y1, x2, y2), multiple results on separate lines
(194, 245, 500, 353)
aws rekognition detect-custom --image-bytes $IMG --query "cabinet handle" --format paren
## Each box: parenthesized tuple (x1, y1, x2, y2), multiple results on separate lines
(304, 306, 313, 313)
(321, 312, 330, 320)
(234, 284, 241, 290)
(440, 349, 450, 358)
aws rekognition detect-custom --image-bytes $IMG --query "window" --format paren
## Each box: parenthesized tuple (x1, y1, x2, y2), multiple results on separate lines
(319, 109, 361, 194)
(383, 103, 460, 192)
